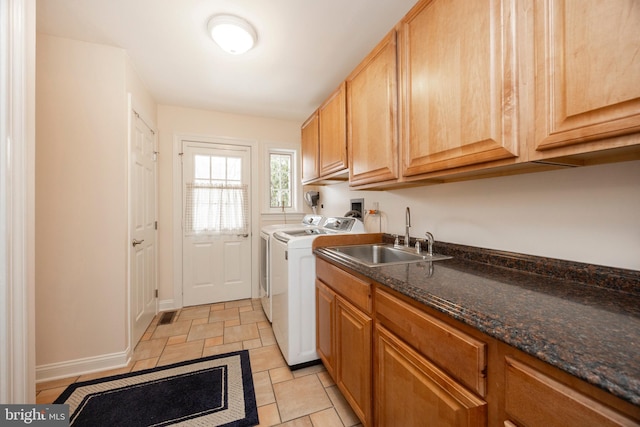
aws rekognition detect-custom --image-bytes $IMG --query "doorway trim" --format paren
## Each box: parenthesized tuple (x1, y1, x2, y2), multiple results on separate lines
(0, 0, 36, 403)
(171, 134, 259, 310)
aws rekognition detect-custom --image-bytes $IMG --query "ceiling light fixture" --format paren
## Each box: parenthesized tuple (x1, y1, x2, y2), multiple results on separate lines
(207, 14, 257, 55)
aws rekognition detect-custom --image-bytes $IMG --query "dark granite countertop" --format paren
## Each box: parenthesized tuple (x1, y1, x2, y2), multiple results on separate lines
(314, 237, 640, 406)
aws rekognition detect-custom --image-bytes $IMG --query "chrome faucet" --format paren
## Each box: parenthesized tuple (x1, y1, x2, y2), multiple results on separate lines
(424, 231, 434, 256)
(405, 207, 411, 247)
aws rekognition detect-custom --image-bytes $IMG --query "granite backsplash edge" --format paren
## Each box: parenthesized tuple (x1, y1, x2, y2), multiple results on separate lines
(380, 234, 640, 296)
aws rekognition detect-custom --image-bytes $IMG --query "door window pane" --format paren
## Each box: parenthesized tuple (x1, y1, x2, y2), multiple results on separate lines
(227, 157, 242, 183)
(211, 156, 227, 183)
(194, 155, 211, 180)
(186, 153, 248, 234)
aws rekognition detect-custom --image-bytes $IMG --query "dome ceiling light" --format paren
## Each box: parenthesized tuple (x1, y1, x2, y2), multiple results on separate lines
(207, 14, 257, 55)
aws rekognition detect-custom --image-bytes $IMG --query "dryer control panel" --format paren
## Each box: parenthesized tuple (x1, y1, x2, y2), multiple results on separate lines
(323, 217, 364, 233)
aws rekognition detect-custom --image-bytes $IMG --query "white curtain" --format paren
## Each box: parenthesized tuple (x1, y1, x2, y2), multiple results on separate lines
(185, 182, 249, 234)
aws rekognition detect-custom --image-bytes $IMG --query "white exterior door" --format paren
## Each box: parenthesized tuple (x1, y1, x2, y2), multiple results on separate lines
(182, 141, 252, 306)
(130, 112, 157, 346)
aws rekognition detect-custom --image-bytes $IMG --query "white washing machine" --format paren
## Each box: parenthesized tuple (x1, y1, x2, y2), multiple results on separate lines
(259, 215, 324, 322)
(271, 217, 365, 367)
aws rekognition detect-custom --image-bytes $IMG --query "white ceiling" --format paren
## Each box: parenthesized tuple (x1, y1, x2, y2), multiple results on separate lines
(36, 0, 419, 122)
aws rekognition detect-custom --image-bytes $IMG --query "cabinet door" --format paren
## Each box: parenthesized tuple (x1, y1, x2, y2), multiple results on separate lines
(336, 296, 372, 426)
(505, 357, 638, 427)
(375, 325, 487, 427)
(533, 0, 640, 154)
(301, 111, 319, 183)
(347, 29, 399, 186)
(400, 0, 519, 176)
(316, 279, 335, 378)
(319, 83, 348, 176)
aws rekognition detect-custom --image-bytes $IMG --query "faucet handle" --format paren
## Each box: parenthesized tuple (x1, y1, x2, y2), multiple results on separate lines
(393, 234, 400, 248)
(415, 239, 422, 253)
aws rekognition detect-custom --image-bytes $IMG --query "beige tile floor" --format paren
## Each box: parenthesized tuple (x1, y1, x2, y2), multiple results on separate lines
(36, 298, 362, 427)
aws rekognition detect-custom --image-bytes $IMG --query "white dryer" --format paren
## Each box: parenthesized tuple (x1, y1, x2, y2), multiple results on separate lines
(271, 217, 365, 367)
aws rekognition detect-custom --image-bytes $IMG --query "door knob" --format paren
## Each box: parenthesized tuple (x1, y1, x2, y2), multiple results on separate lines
(132, 239, 145, 247)
(237, 234, 249, 238)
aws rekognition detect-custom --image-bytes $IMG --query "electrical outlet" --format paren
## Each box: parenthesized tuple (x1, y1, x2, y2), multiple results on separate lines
(368, 201, 380, 215)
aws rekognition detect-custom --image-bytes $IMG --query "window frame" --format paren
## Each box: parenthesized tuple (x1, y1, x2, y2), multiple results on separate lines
(263, 143, 300, 214)
(269, 151, 293, 210)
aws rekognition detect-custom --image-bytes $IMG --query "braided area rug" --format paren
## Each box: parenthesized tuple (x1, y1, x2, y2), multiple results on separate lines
(54, 350, 258, 427)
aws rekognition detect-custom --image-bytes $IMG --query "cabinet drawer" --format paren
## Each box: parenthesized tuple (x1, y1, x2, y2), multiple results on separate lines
(505, 357, 637, 427)
(316, 258, 372, 314)
(375, 288, 486, 396)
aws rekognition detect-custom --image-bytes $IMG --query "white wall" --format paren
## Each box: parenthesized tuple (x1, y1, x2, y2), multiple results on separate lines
(36, 34, 156, 377)
(126, 57, 157, 124)
(318, 160, 640, 270)
(156, 105, 300, 306)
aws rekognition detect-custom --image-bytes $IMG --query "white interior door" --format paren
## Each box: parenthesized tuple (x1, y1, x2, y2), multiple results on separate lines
(130, 112, 157, 346)
(182, 141, 252, 306)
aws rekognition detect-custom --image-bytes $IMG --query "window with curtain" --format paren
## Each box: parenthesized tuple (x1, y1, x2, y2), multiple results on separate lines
(185, 154, 248, 234)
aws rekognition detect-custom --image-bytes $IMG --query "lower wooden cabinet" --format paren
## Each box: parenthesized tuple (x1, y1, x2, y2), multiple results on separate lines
(315, 279, 335, 378)
(316, 258, 373, 426)
(504, 356, 638, 427)
(315, 258, 640, 426)
(336, 297, 372, 425)
(376, 285, 487, 397)
(376, 324, 487, 426)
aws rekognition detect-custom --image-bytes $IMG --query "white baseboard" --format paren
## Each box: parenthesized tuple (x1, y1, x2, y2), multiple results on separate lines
(36, 349, 131, 383)
(36, 301, 181, 383)
(158, 299, 177, 312)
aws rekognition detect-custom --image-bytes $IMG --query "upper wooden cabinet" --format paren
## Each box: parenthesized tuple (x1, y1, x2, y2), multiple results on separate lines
(303, 0, 640, 188)
(399, 0, 520, 177)
(319, 83, 348, 177)
(531, 0, 640, 157)
(301, 83, 348, 184)
(301, 111, 320, 183)
(347, 30, 399, 187)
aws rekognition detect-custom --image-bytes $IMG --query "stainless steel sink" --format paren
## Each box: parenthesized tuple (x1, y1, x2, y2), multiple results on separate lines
(326, 244, 451, 267)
